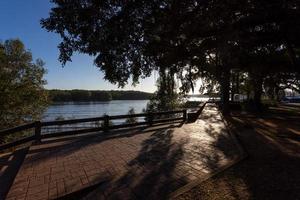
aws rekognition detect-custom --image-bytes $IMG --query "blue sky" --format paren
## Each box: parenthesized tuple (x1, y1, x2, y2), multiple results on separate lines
(0, 0, 156, 92)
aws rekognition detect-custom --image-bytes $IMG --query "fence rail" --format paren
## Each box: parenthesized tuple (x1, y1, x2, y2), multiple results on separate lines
(0, 122, 36, 137)
(0, 109, 187, 152)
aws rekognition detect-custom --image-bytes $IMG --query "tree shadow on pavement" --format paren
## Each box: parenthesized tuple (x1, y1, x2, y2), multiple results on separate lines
(0, 147, 29, 199)
(176, 104, 300, 200)
(5, 104, 248, 200)
(82, 128, 188, 200)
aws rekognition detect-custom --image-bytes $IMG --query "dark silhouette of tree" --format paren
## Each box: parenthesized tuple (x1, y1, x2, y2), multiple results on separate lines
(145, 69, 182, 113)
(41, 0, 300, 113)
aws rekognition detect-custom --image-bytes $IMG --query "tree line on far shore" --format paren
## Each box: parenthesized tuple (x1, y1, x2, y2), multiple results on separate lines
(48, 89, 152, 102)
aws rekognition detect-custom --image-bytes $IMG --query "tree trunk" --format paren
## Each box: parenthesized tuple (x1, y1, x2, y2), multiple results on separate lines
(253, 77, 263, 110)
(230, 72, 235, 102)
(236, 72, 240, 95)
(275, 86, 281, 101)
(220, 66, 230, 114)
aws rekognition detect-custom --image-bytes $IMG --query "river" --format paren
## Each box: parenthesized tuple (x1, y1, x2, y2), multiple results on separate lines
(42, 100, 149, 121)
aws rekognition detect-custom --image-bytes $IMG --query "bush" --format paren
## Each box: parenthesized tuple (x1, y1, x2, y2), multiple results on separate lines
(125, 108, 138, 124)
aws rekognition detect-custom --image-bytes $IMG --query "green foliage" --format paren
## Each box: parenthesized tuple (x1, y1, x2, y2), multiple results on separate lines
(48, 90, 151, 102)
(125, 108, 138, 124)
(109, 90, 152, 100)
(100, 113, 114, 127)
(91, 91, 112, 101)
(0, 39, 48, 129)
(3, 130, 33, 143)
(145, 69, 183, 113)
(146, 93, 182, 113)
(70, 90, 91, 101)
(41, 0, 300, 112)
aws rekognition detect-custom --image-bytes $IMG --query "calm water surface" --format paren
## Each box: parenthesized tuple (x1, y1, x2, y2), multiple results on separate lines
(43, 100, 149, 121)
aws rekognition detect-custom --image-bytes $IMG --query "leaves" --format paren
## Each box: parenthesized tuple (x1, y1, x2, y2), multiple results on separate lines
(0, 39, 48, 129)
(41, 0, 300, 110)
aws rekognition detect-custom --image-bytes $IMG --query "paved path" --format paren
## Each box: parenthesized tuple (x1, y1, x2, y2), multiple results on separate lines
(5, 103, 244, 200)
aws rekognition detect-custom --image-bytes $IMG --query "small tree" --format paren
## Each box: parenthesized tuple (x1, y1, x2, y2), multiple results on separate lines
(125, 108, 138, 124)
(100, 113, 114, 128)
(0, 39, 48, 130)
(145, 69, 182, 113)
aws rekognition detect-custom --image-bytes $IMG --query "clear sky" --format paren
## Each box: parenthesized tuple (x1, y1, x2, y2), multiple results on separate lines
(0, 0, 157, 93)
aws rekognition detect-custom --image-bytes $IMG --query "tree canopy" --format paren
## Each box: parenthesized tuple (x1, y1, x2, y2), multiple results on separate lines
(0, 39, 48, 129)
(41, 0, 300, 112)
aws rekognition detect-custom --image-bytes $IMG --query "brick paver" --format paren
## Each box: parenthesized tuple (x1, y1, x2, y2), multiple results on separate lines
(5, 103, 244, 200)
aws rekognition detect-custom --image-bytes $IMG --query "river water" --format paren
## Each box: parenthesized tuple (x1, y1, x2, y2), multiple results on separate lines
(42, 96, 215, 121)
(41, 98, 211, 134)
(42, 100, 149, 121)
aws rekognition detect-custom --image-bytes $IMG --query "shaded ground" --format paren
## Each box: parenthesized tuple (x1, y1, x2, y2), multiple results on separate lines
(4, 103, 243, 200)
(176, 103, 300, 200)
(0, 148, 29, 200)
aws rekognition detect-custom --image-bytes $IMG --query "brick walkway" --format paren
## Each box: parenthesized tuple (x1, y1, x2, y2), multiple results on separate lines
(5, 103, 244, 200)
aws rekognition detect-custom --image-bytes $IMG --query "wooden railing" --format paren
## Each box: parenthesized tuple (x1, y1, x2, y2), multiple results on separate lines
(0, 109, 187, 152)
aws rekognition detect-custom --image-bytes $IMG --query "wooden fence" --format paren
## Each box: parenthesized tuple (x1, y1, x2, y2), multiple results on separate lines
(0, 109, 187, 152)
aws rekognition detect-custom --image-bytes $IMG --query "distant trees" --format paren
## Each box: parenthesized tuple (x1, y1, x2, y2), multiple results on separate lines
(109, 90, 151, 100)
(42, 0, 300, 113)
(48, 90, 72, 101)
(91, 91, 112, 101)
(0, 39, 48, 129)
(48, 90, 151, 102)
(70, 90, 92, 101)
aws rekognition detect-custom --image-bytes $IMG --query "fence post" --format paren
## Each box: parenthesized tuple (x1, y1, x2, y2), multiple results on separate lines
(148, 113, 153, 126)
(103, 115, 110, 132)
(183, 110, 187, 122)
(35, 121, 41, 142)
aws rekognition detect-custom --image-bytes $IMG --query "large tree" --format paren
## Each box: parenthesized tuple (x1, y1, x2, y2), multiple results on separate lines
(41, 0, 300, 112)
(0, 39, 48, 130)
